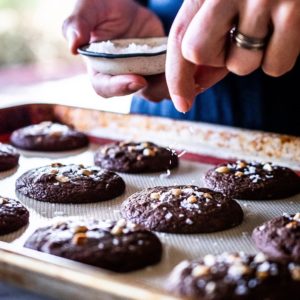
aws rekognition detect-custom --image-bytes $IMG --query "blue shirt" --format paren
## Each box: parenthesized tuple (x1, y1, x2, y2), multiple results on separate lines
(131, 0, 300, 135)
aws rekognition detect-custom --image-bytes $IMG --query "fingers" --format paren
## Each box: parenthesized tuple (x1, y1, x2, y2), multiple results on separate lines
(177, 0, 299, 82)
(182, 0, 237, 67)
(166, 0, 204, 113)
(194, 66, 229, 90)
(140, 74, 170, 102)
(262, 2, 300, 76)
(62, 15, 91, 54)
(227, 0, 300, 76)
(91, 72, 169, 101)
(226, 0, 272, 75)
(62, 0, 101, 54)
(89, 69, 147, 98)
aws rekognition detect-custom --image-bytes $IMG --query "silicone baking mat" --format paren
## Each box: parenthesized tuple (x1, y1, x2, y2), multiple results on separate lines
(1, 143, 300, 294)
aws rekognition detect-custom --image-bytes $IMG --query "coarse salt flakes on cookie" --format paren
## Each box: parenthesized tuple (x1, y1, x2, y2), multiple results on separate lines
(24, 219, 162, 272)
(16, 163, 125, 204)
(10, 121, 89, 151)
(204, 160, 300, 200)
(167, 252, 300, 300)
(121, 185, 243, 233)
(94, 141, 178, 173)
(0, 143, 19, 171)
(0, 196, 29, 235)
(252, 213, 300, 262)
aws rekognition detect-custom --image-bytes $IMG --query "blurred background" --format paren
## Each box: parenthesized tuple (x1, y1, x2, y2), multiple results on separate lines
(0, 0, 81, 81)
(0, 0, 131, 113)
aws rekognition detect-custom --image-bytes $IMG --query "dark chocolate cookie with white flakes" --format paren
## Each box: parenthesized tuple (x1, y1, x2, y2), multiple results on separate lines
(252, 213, 300, 263)
(0, 196, 29, 235)
(10, 121, 89, 151)
(0, 143, 19, 171)
(24, 219, 162, 272)
(167, 252, 300, 300)
(94, 141, 178, 173)
(16, 163, 125, 203)
(121, 186, 243, 233)
(204, 160, 300, 200)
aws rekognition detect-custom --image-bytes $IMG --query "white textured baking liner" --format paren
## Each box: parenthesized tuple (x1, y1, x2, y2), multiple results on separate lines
(1, 144, 300, 291)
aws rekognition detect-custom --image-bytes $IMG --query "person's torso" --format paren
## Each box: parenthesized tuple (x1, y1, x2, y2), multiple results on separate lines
(148, 0, 182, 33)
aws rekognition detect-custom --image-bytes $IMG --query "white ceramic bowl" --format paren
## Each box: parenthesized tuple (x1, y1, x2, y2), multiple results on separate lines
(78, 37, 167, 76)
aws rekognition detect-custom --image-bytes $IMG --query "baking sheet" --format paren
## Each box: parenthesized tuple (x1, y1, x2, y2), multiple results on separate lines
(1, 143, 300, 296)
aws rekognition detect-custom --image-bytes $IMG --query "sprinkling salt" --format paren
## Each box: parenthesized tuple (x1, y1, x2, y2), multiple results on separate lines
(160, 169, 171, 179)
(177, 150, 187, 158)
(188, 126, 195, 134)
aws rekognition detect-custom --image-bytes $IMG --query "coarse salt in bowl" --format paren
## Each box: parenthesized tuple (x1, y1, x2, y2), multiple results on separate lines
(78, 37, 167, 76)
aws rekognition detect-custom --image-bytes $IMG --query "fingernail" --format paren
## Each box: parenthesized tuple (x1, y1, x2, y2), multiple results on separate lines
(171, 95, 192, 113)
(67, 30, 78, 52)
(128, 82, 145, 92)
(180, 103, 192, 113)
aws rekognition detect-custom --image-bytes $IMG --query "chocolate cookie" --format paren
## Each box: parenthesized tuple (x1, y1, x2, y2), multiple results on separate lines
(0, 143, 19, 171)
(94, 141, 178, 173)
(252, 213, 300, 263)
(0, 196, 29, 235)
(204, 161, 300, 200)
(16, 163, 125, 203)
(167, 252, 300, 300)
(10, 121, 89, 151)
(24, 219, 162, 272)
(121, 186, 243, 233)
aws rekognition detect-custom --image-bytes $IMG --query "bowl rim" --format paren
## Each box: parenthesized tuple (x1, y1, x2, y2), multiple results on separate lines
(77, 37, 167, 59)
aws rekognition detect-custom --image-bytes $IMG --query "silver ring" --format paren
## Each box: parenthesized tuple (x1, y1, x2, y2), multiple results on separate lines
(230, 27, 267, 51)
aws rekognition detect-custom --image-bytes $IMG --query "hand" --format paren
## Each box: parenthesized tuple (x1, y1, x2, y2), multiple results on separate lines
(166, 0, 300, 112)
(63, 0, 168, 100)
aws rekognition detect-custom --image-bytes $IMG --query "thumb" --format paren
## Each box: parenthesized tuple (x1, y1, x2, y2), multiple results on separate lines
(62, 16, 91, 54)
